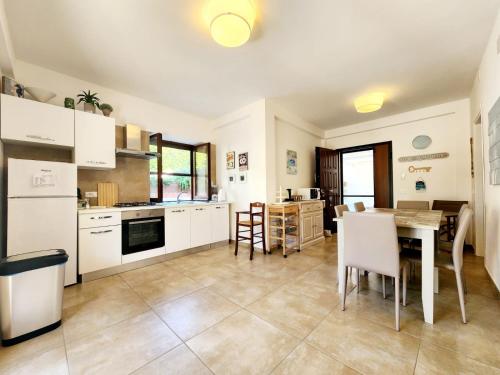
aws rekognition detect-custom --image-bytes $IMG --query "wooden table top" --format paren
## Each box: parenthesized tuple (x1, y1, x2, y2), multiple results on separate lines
(334, 208, 443, 231)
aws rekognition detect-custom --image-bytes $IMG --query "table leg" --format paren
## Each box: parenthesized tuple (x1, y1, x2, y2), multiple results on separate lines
(421, 229, 435, 324)
(337, 221, 345, 294)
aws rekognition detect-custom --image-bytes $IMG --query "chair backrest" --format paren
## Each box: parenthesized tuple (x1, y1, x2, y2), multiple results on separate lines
(452, 208, 472, 271)
(396, 200, 429, 210)
(432, 200, 468, 212)
(343, 212, 400, 277)
(334, 204, 349, 218)
(457, 203, 468, 223)
(250, 202, 265, 218)
(354, 202, 366, 212)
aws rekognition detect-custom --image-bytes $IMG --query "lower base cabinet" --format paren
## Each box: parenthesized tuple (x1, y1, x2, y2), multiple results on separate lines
(165, 207, 190, 253)
(211, 205, 230, 242)
(190, 206, 212, 248)
(79, 225, 121, 274)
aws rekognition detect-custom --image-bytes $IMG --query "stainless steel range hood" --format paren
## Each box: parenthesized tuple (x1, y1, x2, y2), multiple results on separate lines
(116, 124, 160, 160)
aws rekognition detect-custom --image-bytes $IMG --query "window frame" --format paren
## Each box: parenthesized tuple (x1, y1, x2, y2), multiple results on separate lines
(149, 134, 211, 203)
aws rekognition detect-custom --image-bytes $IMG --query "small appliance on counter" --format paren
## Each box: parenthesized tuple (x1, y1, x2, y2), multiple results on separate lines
(297, 187, 321, 200)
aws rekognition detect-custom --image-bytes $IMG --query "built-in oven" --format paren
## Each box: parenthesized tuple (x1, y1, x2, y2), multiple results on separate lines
(121, 209, 165, 255)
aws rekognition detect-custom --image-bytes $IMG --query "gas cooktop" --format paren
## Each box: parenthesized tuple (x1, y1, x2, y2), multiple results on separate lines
(113, 202, 157, 208)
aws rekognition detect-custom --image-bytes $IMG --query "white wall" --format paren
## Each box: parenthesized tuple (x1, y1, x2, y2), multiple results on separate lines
(325, 99, 472, 207)
(13, 60, 212, 143)
(470, 10, 500, 290)
(211, 100, 268, 242)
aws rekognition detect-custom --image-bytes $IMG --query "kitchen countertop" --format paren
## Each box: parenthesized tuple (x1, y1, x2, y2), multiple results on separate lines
(78, 201, 230, 214)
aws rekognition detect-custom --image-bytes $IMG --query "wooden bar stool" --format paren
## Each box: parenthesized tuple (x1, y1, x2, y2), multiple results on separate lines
(235, 202, 267, 260)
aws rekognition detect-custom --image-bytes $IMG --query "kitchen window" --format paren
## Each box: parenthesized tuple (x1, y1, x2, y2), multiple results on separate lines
(149, 134, 211, 202)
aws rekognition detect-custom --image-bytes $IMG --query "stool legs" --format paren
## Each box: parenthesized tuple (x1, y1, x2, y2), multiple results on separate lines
(234, 213, 240, 256)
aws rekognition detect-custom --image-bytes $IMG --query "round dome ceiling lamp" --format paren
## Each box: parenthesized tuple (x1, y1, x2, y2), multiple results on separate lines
(354, 92, 385, 113)
(205, 0, 256, 47)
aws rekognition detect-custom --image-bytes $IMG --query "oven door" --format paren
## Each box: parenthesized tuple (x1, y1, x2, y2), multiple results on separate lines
(122, 216, 165, 255)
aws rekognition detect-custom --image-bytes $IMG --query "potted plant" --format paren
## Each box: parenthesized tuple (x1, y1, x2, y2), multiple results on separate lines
(77, 90, 100, 113)
(100, 103, 113, 117)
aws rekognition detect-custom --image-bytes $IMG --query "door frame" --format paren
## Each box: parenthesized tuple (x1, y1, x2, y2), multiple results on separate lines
(472, 113, 486, 256)
(337, 141, 393, 208)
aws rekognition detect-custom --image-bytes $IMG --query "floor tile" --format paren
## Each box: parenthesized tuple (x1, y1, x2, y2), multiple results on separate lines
(132, 274, 203, 306)
(271, 342, 359, 375)
(181, 262, 240, 287)
(120, 263, 183, 288)
(66, 311, 181, 375)
(63, 275, 130, 309)
(248, 287, 334, 339)
(307, 310, 420, 374)
(187, 310, 300, 375)
(415, 343, 500, 374)
(63, 287, 150, 343)
(0, 345, 68, 375)
(133, 344, 211, 375)
(155, 288, 240, 340)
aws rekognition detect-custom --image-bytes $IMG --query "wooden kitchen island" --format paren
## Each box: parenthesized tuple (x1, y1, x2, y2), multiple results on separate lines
(268, 200, 325, 257)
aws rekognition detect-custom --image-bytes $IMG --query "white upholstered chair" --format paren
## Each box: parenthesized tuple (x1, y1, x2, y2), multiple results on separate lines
(334, 204, 349, 218)
(341, 211, 409, 331)
(353, 201, 366, 212)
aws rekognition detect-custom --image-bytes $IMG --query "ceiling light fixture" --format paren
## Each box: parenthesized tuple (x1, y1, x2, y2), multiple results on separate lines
(354, 92, 385, 113)
(205, 0, 255, 48)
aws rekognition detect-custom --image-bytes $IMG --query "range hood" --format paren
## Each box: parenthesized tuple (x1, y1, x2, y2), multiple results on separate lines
(116, 124, 160, 160)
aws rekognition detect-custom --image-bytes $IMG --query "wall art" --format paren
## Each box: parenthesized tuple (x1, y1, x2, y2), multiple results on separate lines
(239, 152, 248, 171)
(398, 152, 449, 162)
(412, 135, 432, 150)
(408, 166, 432, 173)
(286, 150, 297, 175)
(226, 151, 235, 169)
(238, 171, 247, 183)
(415, 178, 426, 192)
(228, 173, 236, 184)
(488, 96, 500, 184)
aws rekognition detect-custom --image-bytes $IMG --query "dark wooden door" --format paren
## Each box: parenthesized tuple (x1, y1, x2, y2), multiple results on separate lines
(315, 147, 341, 232)
(373, 142, 392, 208)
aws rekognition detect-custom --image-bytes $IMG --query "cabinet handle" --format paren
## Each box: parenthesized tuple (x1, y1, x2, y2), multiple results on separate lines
(91, 216, 112, 220)
(216, 206, 224, 209)
(195, 208, 205, 211)
(26, 134, 55, 142)
(86, 160, 106, 165)
(90, 229, 112, 234)
(172, 209, 185, 213)
(129, 219, 162, 225)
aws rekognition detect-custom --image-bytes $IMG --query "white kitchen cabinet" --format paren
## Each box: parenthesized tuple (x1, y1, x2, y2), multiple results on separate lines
(210, 204, 229, 243)
(74, 110, 116, 169)
(313, 212, 324, 238)
(300, 213, 315, 244)
(79, 225, 121, 274)
(165, 207, 191, 253)
(1, 93, 74, 147)
(190, 206, 212, 248)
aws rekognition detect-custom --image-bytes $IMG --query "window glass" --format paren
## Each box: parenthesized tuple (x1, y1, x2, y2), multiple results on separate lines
(162, 146, 191, 174)
(342, 150, 375, 210)
(162, 175, 192, 201)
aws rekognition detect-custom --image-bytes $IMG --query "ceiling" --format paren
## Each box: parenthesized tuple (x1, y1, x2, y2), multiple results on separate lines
(4, 0, 500, 129)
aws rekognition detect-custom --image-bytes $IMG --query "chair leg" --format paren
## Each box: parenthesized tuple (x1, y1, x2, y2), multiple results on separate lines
(461, 269, 467, 295)
(234, 223, 239, 256)
(395, 275, 400, 331)
(382, 275, 386, 299)
(342, 266, 348, 311)
(455, 268, 467, 324)
(249, 225, 254, 261)
(356, 269, 360, 294)
(402, 265, 408, 307)
(262, 223, 267, 255)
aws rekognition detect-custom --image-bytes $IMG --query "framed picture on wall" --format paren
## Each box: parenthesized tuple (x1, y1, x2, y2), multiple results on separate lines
(239, 152, 248, 171)
(228, 173, 236, 183)
(226, 151, 235, 169)
(286, 150, 297, 175)
(238, 172, 247, 183)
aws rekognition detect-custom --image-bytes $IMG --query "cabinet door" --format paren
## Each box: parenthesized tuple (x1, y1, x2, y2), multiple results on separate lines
(210, 204, 229, 242)
(301, 214, 314, 244)
(190, 206, 212, 248)
(313, 212, 324, 238)
(165, 207, 191, 253)
(79, 225, 121, 274)
(75, 111, 116, 169)
(1, 94, 74, 147)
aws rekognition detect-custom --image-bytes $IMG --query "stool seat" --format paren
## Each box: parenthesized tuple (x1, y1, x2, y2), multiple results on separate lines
(238, 220, 262, 226)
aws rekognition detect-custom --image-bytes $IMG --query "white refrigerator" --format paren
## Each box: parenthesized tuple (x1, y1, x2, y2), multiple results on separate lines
(7, 158, 77, 286)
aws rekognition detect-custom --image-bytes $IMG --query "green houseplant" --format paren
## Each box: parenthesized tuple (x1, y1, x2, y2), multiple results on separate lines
(77, 90, 100, 113)
(100, 103, 113, 117)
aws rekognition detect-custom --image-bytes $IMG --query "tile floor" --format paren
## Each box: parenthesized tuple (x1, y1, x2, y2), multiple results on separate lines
(0, 237, 499, 375)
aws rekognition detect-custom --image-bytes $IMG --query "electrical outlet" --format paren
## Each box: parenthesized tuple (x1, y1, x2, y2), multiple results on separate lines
(85, 191, 98, 198)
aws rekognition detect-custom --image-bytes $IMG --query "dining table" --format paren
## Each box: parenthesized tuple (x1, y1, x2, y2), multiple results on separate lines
(334, 208, 443, 324)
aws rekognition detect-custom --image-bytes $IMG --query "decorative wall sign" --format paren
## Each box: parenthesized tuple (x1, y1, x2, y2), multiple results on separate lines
(408, 165, 432, 173)
(398, 152, 449, 162)
(415, 179, 426, 192)
(239, 152, 248, 171)
(226, 151, 235, 169)
(228, 173, 236, 183)
(238, 171, 247, 183)
(412, 135, 432, 150)
(488, 96, 500, 185)
(286, 150, 297, 175)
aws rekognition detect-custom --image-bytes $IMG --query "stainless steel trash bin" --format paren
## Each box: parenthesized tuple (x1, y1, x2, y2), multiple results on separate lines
(0, 249, 68, 346)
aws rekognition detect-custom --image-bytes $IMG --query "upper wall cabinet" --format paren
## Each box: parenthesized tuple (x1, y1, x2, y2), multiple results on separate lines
(74, 111, 116, 169)
(0, 94, 74, 148)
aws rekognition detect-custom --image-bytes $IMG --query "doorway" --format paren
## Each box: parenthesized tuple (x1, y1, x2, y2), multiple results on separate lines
(339, 142, 393, 209)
